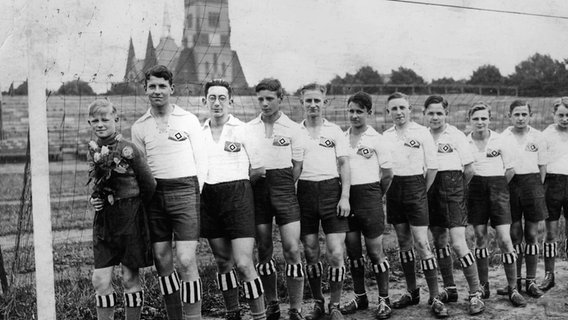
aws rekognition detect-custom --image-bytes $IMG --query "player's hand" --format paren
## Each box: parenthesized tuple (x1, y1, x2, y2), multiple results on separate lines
(336, 197, 350, 217)
(89, 197, 104, 211)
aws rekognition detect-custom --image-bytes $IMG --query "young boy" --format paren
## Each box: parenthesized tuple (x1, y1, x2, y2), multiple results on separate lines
(87, 98, 156, 320)
(131, 65, 207, 320)
(423, 95, 484, 315)
(296, 83, 350, 320)
(247, 78, 305, 320)
(466, 102, 526, 307)
(539, 97, 568, 291)
(498, 100, 547, 298)
(382, 92, 448, 318)
(200, 79, 266, 320)
(339, 91, 394, 320)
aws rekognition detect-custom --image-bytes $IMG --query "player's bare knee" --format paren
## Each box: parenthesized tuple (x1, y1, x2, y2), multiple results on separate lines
(92, 272, 112, 294)
(122, 273, 140, 291)
(326, 247, 344, 267)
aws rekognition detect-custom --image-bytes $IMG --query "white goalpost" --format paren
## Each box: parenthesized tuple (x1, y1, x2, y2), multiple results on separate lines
(26, 0, 56, 318)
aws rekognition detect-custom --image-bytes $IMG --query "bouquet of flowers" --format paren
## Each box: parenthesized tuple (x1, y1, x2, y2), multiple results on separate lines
(86, 135, 134, 206)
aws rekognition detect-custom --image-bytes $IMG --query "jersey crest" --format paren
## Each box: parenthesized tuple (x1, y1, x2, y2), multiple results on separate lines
(525, 143, 538, 152)
(168, 130, 188, 142)
(404, 138, 421, 148)
(224, 141, 242, 152)
(318, 137, 335, 148)
(356, 146, 373, 159)
(437, 143, 454, 153)
(486, 148, 501, 158)
(273, 135, 291, 147)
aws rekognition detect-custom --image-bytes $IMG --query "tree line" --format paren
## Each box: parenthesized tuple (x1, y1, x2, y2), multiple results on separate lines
(5, 53, 568, 97)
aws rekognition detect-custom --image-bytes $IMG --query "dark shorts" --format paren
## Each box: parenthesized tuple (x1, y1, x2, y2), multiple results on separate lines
(428, 171, 468, 228)
(297, 178, 349, 236)
(348, 182, 385, 238)
(200, 180, 255, 239)
(253, 168, 301, 226)
(386, 175, 429, 226)
(467, 175, 512, 227)
(509, 173, 548, 222)
(93, 197, 153, 269)
(147, 176, 200, 242)
(545, 174, 568, 221)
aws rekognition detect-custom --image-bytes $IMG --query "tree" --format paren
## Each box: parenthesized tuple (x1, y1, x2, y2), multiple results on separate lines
(13, 81, 28, 95)
(328, 65, 384, 94)
(431, 77, 460, 85)
(106, 81, 144, 95)
(57, 80, 96, 96)
(507, 53, 568, 96)
(389, 67, 425, 85)
(468, 65, 503, 85)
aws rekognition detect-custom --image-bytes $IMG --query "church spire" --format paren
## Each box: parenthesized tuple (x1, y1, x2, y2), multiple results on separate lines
(124, 37, 137, 81)
(143, 31, 158, 72)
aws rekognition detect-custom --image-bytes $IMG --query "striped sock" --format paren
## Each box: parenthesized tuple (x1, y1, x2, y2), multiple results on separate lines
(399, 250, 417, 291)
(421, 257, 439, 299)
(256, 259, 278, 303)
(244, 278, 266, 320)
(524, 244, 539, 280)
(435, 245, 455, 288)
(543, 242, 557, 274)
(95, 292, 116, 320)
(181, 279, 202, 320)
(502, 252, 518, 289)
(306, 262, 324, 301)
(217, 270, 239, 313)
(349, 257, 366, 295)
(372, 260, 390, 297)
(124, 291, 143, 320)
(328, 266, 346, 305)
(285, 263, 304, 311)
(158, 271, 182, 320)
(475, 248, 489, 284)
(514, 243, 524, 282)
(459, 252, 480, 294)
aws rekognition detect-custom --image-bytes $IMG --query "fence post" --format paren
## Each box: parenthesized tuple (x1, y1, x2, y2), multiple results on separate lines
(0, 245, 8, 296)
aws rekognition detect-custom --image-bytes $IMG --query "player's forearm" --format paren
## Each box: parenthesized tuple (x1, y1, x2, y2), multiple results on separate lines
(291, 160, 303, 183)
(425, 169, 438, 191)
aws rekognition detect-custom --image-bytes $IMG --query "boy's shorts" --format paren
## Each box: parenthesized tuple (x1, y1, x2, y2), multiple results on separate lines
(253, 168, 301, 226)
(509, 173, 548, 222)
(200, 179, 255, 239)
(545, 173, 568, 221)
(348, 181, 385, 238)
(147, 176, 200, 242)
(297, 178, 349, 236)
(467, 175, 512, 227)
(387, 175, 429, 226)
(428, 171, 468, 228)
(93, 197, 153, 269)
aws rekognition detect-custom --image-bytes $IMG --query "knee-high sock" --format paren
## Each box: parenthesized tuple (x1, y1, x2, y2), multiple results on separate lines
(285, 263, 305, 311)
(524, 244, 539, 281)
(543, 242, 557, 274)
(421, 257, 440, 299)
(158, 271, 183, 320)
(475, 248, 489, 284)
(399, 250, 417, 291)
(372, 260, 390, 297)
(256, 259, 278, 303)
(435, 245, 455, 288)
(328, 266, 345, 305)
(124, 291, 144, 320)
(181, 279, 202, 320)
(459, 252, 480, 294)
(514, 243, 524, 281)
(502, 252, 518, 289)
(244, 277, 266, 320)
(95, 292, 116, 320)
(349, 257, 366, 295)
(306, 262, 324, 301)
(217, 270, 240, 313)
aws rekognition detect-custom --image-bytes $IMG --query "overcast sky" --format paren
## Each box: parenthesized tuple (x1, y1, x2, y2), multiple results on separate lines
(1, 0, 568, 93)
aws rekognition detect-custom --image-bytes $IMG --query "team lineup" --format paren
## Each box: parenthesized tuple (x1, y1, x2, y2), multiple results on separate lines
(86, 64, 568, 320)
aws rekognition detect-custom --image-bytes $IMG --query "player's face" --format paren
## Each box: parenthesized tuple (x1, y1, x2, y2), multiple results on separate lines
(424, 103, 447, 130)
(387, 98, 411, 126)
(88, 110, 117, 139)
(301, 90, 326, 119)
(145, 76, 174, 108)
(257, 90, 281, 118)
(348, 102, 369, 129)
(204, 86, 231, 119)
(554, 104, 568, 130)
(469, 109, 490, 133)
(509, 105, 531, 129)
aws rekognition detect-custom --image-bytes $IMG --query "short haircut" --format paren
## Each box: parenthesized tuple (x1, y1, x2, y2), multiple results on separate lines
(468, 101, 492, 119)
(387, 92, 409, 103)
(347, 91, 373, 113)
(255, 78, 284, 98)
(299, 83, 326, 96)
(424, 95, 448, 111)
(204, 79, 232, 97)
(552, 97, 568, 113)
(144, 65, 173, 86)
(509, 99, 531, 113)
(88, 98, 117, 117)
